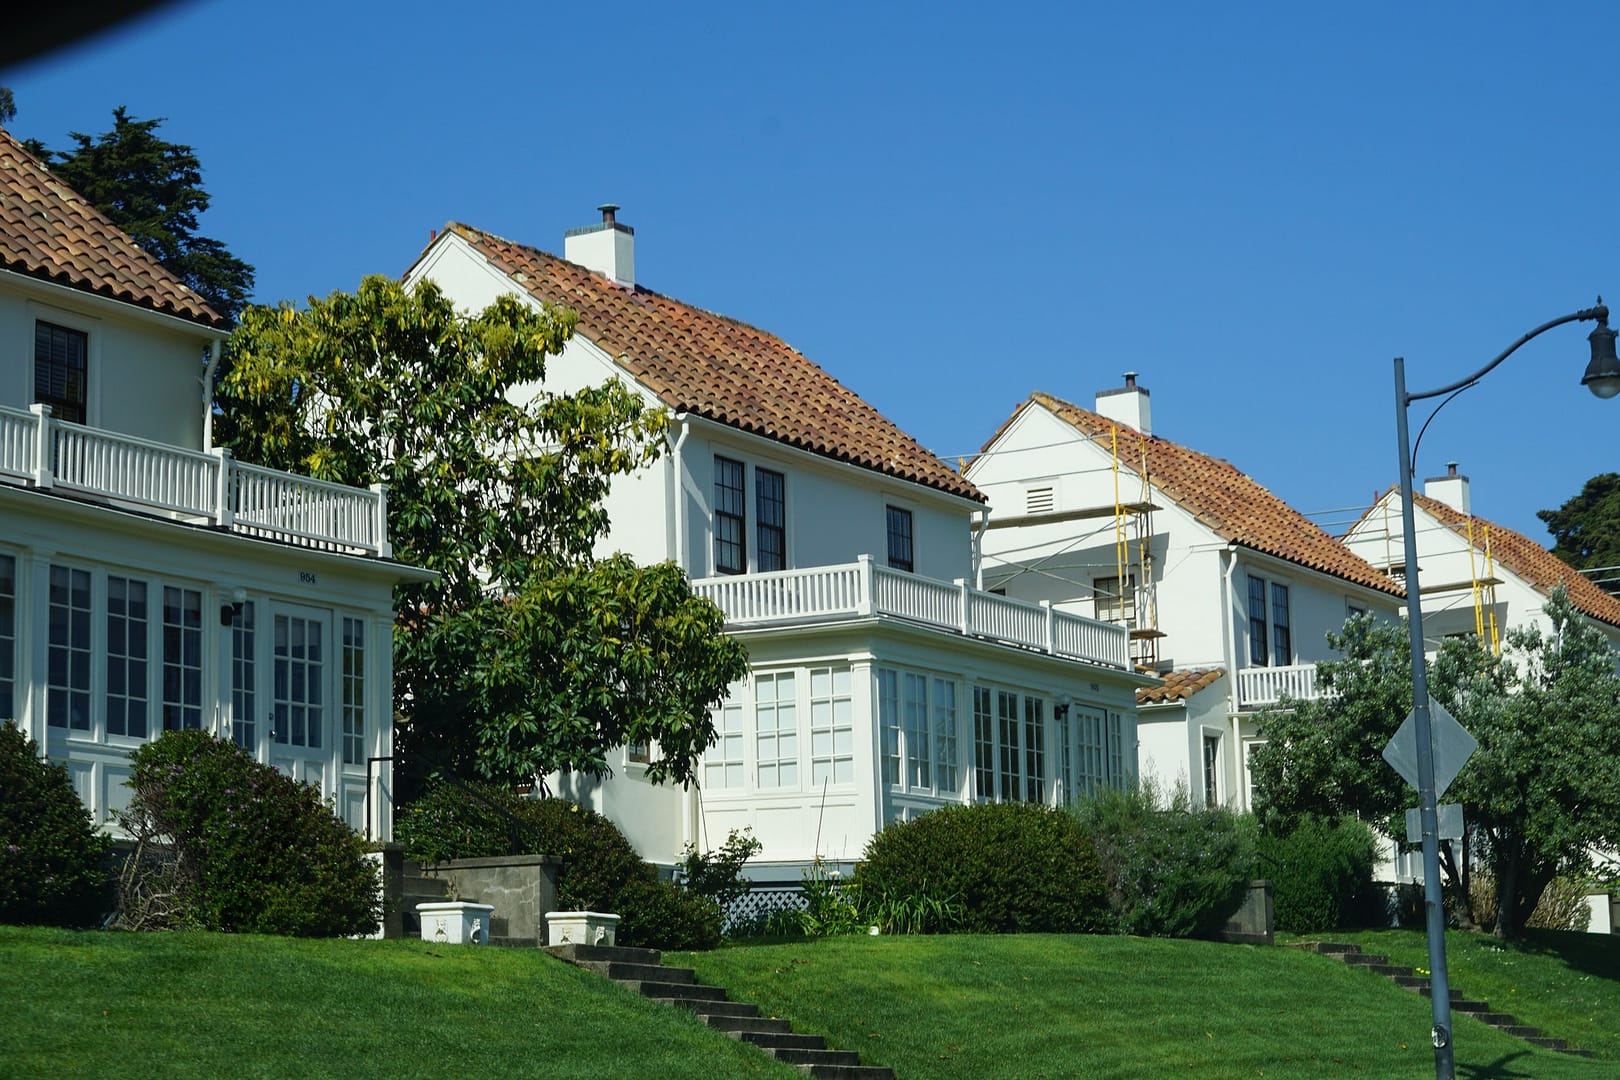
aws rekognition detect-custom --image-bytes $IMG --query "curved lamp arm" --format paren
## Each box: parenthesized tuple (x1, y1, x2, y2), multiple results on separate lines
(1408, 302, 1608, 403)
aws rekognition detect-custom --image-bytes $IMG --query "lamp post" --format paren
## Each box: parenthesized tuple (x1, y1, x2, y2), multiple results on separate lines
(1393, 300, 1620, 1080)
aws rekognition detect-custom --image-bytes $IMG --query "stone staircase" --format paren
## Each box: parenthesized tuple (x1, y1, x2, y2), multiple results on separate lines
(396, 858, 453, 940)
(547, 942, 893, 1079)
(1290, 941, 1593, 1058)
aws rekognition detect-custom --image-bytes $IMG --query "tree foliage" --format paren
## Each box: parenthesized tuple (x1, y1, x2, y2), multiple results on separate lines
(1252, 597, 1620, 939)
(39, 106, 253, 322)
(217, 275, 748, 792)
(1538, 472, 1620, 597)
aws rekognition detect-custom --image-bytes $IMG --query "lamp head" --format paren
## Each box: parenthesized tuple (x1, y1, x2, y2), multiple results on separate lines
(1585, 319, 1620, 399)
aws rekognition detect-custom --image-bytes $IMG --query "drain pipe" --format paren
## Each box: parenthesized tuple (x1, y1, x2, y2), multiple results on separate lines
(1219, 545, 1239, 715)
(201, 339, 222, 451)
(365, 755, 393, 843)
(671, 414, 692, 573)
(971, 505, 990, 589)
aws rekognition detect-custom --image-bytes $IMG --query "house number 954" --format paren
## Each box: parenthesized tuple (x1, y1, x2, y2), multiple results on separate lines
(299, 571, 318, 585)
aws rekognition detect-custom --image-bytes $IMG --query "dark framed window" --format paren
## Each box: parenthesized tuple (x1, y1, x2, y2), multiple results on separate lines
(1270, 583, 1292, 665)
(162, 586, 203, 732)
(886, 505, 914, 572)
(755, 468, 785, 572)
(1247, 575, 1268, 666)
(0, 554, 14, 724)
(35, 321, 88, 424)
(1203, 735, 1220, 807)
(106, 576, 149, 739)
(713, 456, 746, 574)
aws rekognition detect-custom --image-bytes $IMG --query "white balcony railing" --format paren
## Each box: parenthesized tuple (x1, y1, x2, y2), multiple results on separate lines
(693, 555, 1131, 671)
(0, 403, 390, 558)
(1235, 663, 1323, 709)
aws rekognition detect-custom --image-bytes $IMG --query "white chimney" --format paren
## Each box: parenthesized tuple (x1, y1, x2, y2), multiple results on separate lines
(1096, 371, 1152, 435)
(564, 203, 635, 288)
(1424, 462, 1471, 514)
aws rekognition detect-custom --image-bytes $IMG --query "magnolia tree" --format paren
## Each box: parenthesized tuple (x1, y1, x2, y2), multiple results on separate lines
(218, 276, 748, 795)
(1251, 590, 1620, 939)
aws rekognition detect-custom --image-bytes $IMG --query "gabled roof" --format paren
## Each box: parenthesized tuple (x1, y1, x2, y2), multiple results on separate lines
(1403, 490, 1620, 630)
(0, 127, 225, 330)
(1137, 667, 1224, 705)
(990, 392, 1402, 597)
(436, 223, 983, 503)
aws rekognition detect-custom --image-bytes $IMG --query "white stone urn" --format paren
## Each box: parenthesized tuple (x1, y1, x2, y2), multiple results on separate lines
(545, 910, 620, 947)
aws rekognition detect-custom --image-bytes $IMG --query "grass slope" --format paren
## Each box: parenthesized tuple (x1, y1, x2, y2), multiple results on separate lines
(0, 927, 794, 1080)
(676, 934, 1615, 1079)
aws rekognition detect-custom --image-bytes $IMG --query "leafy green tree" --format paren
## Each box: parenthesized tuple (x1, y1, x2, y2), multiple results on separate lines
(1538, 472, 1620, 597)
(40, 106, 253, 322)
(217, 275, 748, 794)
(0, 87, 15, 126)
(1252, 595, 1620, 939)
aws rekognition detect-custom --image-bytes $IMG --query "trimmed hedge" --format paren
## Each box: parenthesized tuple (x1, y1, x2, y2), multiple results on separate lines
(1256, 814, 1381, 933)
(122, 731, 378, 936)
(854, 802, 1110, 933)
(0, 722, 112, 927)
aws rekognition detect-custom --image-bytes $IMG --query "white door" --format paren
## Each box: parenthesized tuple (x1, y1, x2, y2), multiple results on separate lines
(268, 604, 330, 792)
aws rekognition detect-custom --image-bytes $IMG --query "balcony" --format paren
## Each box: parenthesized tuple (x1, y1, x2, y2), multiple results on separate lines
(0, 403, 390, 558)
(691, 555, 1131, 671)
(1235, 663, 1323, 710)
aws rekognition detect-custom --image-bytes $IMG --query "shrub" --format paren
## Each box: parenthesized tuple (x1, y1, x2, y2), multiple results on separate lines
(1256, 814, 1381, 932)
(398, 781, 724, 949)
(1469, 872, 1592, 933)
(0, 722, 112, 927)
(119, 731, 378, 936)
(678, 827, 762, 913)
(855, 802, 1109, 934)
(1074, 781, 1256, 938)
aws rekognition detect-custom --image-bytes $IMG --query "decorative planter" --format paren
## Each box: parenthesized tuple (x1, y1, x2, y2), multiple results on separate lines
(416, 901, 495, 945)
(545, 910, 620, 947)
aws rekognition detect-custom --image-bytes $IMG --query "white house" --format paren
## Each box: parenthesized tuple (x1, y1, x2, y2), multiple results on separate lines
(1343, 465, 1620, 653)
(0, 128, 429, 839)
(965, 378, 1405, 810)
(404, 208, 1155, 875)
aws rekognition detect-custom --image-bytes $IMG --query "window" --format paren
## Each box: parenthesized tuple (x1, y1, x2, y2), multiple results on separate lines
(886, 506, 914, 572)
(1347, 602, 1367, 621)
(342, 617, 365, 766)
(903, 673, 929, 788)
(1202, 734, 1221, 807)
(1093, 574, 1137, 626)
(1271, 584, 1291, 665)
(755, 468, 785, 572)
(973, 686, 995, 801)
(809, 666, 853, 785)
(232, 602, 256, 750)
(713, 456, 746, 574)
(878, 668, 900, 785)
(1075, 707, 1108, 798)
(972, 685, 1057, 803)
(997, 689, 1020, 799)
(35, 321, 88, 424)
(755, 671, 798, 788)
(162, 587, 203, 732)
(703, 689, 745, 789)
(1247, 575, 1268, 666)
(0, 554, 15, 723)
(47, 566, 91, 731)
(1053, 705, 1073, 806)
(1023, 696, 1045, 802)
(932, 678, 958, 794)
(105, 576, 149, 739)
(272, 613, 323, 747)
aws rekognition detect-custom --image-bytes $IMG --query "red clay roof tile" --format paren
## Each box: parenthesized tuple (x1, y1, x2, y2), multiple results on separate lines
(1137, 666, 1225, 705)
(0, 128, 225, 329)
(444, 223, 983, 503)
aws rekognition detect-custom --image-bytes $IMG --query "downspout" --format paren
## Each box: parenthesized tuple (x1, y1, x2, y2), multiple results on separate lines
(669, 413, 700, 853)
(201, 339, 222, 451)
(1218, 543, 1243, 809)
(971, 505, 990, 589)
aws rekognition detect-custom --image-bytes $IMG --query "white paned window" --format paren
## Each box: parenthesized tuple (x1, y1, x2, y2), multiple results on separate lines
(47, 565, 91, 731)
(903, 673, 929, 789)
(0, 554, 13, 722)
(1203, 734, 1221, 807)
(273, 614, 323, 747)
(1023, 696, 1045, 802)
(1054, 704, 1072, 806)
(973, 685, 995, 801)
(878, 667, 900, 785)
(755, 671, 798, 788)
(341, 617, 365, 766)
(932, 678, 958, 794)
(1076, 707, 1107, 797)
(809, 666, 853, 785)
(1108, 712, 1124, 785)
(997, 690, 1020, 799)
(162, 586, 203, 732)
(105, 576, 149, 739)
(704, 686, 745, 789)
(232, 603, 256, 750)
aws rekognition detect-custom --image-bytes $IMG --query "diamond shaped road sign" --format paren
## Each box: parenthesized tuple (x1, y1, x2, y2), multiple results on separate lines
(1382, 696, 1477, 799)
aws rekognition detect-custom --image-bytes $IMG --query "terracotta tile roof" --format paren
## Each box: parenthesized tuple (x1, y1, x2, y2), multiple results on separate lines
(0, 127, 225, 329)
(998, 392, 1402, 597)
(1408, 490, 1620, 630)
(1137, 666, 1224, 705)
(441, 223, 983, 503)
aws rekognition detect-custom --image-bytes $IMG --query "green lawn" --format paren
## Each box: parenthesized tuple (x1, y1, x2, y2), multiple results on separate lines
(0, 926, 795, 1079)
(1290, 928, 1620, 1062)
(5, 925, 1613, 1079)
(675, 933, 1616, 1079)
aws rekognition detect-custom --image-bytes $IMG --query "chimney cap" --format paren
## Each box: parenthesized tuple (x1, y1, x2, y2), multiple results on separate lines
(1123, 371, 1139, 388)
(597, 203, 620, 225)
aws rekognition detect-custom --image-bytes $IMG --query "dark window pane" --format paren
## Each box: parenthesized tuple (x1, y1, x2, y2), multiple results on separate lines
(886, 506, 914, 572)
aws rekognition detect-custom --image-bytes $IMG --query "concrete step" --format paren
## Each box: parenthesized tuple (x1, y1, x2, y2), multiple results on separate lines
(1446, 999, 1491, 1014)
(735, 1031, 830, 1052)
(704, 1014, 793, 1035)
(573, 960, 693, 984)
(797, 1063, 894, 1080)
(622, 979, 730, 1003)
(1558, 1047, 1595, 1058)
(1341, 953, 1388, 966)
(545, 943, 662, 966)
(772, 1048, 861, 1068)
(669, 998, 761, 1019)
(1364, 964, 1412, 978)
(1499, 1025, 1544, 1040)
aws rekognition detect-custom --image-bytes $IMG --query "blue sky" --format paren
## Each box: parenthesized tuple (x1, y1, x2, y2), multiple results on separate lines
(6, 2, 1616, 548)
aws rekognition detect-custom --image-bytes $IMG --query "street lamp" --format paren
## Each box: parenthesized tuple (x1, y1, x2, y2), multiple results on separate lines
(1393, 299, 1615, 1080)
